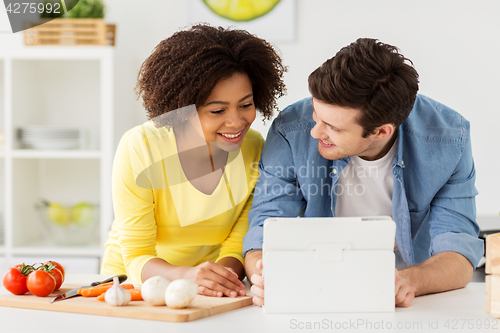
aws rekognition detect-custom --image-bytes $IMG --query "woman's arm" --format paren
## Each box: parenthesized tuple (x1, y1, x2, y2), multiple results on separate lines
(216, 256, 245, 280)
(142, 258, 246, 297)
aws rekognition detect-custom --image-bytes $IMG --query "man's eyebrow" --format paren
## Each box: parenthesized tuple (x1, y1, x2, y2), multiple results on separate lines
(323, 120, 342, 131)
(313, 109, 342, 131)
(204, 94, 253, 106)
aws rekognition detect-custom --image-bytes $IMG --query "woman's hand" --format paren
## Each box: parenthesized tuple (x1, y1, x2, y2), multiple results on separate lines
(185, 261, 246, 297)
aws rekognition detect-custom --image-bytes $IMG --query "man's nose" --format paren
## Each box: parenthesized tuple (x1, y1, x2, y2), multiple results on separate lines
(310, 122, 321, 139)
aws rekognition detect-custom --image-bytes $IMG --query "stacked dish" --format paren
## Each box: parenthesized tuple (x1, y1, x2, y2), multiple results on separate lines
(0, 213, 4, 246)
(18, 126, 82, 150)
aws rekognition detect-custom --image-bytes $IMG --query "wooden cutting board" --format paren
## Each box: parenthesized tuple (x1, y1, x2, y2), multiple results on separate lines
(0, 283, 253, 322)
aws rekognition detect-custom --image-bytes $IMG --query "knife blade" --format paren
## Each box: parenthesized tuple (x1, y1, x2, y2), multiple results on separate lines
(50, 274, 128, 303)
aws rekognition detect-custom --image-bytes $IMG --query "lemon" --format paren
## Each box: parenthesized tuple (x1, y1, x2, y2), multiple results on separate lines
(71, 202, 95, 226)
(47, 202, 70, 226)
(203, 0, 281, 22)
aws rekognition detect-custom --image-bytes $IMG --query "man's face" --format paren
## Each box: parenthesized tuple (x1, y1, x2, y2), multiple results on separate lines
(310, 98, 380, 161)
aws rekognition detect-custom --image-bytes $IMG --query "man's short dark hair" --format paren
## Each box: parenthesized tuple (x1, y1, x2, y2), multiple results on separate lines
(308, 38, 419, 137)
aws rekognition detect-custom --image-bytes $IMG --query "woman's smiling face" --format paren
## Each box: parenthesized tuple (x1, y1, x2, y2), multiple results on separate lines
(197, 72, 256, 148)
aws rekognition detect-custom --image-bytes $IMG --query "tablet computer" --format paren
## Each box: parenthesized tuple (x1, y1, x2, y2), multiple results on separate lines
(263, 216, 396, 313)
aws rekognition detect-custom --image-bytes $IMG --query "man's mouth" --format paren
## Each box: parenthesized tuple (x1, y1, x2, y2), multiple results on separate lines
(320, 139, 335, 147)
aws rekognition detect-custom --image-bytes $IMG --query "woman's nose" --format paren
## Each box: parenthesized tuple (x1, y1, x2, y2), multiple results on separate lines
(225, 110, 245, 128)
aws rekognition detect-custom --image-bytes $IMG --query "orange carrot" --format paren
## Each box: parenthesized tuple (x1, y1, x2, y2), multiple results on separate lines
(97, 288, 142, 301)
(78, 283, 135, 297)
(129, 289, 143, 301)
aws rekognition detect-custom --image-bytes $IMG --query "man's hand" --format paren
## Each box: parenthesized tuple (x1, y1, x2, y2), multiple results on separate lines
(395, 269, 415, 307)
(394, 251, 473, 307)
(244, 250, 264, 306)
(250, 259, 264, 306)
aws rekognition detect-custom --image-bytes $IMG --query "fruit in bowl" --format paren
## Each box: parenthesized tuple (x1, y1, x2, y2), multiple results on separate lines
(36, 200, 99, 246)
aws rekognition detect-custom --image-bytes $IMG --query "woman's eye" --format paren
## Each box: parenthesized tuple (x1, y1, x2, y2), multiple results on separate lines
(211, 110, 224, 114)
(241, 103, 253, 108)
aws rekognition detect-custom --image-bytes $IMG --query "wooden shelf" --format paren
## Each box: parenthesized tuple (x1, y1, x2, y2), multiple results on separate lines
(0, 46, 113, 60)
(12, 246, 101, 257)
(11, 149, 102, 159)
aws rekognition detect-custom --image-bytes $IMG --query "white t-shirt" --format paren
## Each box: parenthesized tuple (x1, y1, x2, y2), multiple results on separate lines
(335, 139, 406, 269)
(335, 139, 397, 218)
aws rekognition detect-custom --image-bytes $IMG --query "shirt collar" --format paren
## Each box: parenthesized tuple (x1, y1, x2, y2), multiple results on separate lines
(393, 125, 405, 168)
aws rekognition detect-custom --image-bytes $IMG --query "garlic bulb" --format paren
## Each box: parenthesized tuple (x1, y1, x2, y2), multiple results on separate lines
(165, 279, 198, 309)
(141, 275, 171, 306)
(104, 276, 131, 306)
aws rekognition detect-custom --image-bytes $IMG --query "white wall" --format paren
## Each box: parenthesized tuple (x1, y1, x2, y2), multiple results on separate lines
(2, 0, 499, 216)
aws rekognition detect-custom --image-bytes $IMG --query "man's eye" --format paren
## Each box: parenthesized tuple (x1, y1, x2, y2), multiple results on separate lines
(329, 126, 339, 132)
(211, 110, 224, 114)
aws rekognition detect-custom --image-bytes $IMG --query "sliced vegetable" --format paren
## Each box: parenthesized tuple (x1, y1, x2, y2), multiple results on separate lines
(78, 283, 134, 297)
(97, 289, 142, 302)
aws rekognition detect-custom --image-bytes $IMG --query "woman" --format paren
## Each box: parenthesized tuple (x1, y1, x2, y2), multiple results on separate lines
(100, 24, 286, 298)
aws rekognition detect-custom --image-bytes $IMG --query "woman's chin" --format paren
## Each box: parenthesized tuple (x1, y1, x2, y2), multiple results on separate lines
(210, 141, 241, 152)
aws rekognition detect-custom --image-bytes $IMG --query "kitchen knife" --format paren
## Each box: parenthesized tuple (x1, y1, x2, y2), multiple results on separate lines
(50, 274, 128, 303)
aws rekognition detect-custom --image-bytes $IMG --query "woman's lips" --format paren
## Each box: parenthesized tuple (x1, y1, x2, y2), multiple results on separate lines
(218, 130, 244, 143)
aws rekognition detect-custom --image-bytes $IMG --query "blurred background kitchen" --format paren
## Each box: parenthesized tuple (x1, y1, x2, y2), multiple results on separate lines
(0, 0, 498, 274)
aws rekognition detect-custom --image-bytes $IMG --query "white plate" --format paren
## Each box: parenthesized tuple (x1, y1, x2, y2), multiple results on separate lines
(21, 141, 80, 150)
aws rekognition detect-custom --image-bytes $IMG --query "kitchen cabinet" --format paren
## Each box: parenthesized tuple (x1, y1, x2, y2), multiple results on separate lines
(0, 47, 114, 273)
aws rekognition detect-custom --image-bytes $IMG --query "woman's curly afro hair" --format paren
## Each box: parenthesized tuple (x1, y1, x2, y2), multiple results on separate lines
(135, 23, 287, 123)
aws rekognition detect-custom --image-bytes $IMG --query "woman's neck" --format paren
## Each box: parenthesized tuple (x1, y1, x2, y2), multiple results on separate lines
(173, 122, 228, 185)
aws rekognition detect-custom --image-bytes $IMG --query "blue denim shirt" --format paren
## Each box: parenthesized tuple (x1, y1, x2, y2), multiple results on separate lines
(243, 95, 484, 268)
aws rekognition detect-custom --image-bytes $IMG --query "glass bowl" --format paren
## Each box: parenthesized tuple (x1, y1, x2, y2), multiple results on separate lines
(35, 201, 100, 246)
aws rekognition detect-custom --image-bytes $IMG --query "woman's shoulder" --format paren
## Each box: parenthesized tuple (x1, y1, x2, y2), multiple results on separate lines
(241, 128, 264, 159)
(244, 128, 264, 141)
(119, 121, 172, 147)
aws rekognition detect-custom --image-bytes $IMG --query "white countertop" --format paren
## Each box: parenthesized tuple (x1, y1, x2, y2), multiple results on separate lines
(0, 274, 498, 333)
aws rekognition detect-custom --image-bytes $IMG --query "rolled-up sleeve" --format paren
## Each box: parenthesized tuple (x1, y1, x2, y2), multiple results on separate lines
(428, 121, 484, 268)
(243, 116, 305, 255)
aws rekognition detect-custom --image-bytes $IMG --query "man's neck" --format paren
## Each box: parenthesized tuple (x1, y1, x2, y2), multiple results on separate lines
(359, 129, 398, 161)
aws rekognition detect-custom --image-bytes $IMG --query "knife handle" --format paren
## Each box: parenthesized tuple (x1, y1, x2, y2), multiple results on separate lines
(90, 274, 128, 286)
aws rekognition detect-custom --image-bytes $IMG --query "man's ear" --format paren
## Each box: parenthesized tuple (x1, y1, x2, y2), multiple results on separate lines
(372, 124, 395, 140)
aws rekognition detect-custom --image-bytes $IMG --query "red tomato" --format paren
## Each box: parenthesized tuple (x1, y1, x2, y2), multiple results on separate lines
(27, 270, 56, 297)
(48, 267, 63, 291)
(3, 265, 32, 295)
(45, 261, 65, 280)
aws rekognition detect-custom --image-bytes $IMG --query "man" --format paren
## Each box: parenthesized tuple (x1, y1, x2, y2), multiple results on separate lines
(243, 38, 484, 308)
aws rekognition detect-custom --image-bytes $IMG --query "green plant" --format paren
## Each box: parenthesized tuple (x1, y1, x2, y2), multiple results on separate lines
(39, 0, 105, 19)
(39, 1, 65, 18)
(65, 0, 105, 19)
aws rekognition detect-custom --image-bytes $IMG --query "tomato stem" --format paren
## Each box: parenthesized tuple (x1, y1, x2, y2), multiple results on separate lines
(17, 263, 36, 276)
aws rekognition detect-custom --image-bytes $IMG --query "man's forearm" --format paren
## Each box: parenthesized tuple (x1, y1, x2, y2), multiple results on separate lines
(244, 250, 262, 283)
(398, 251, 474, 296)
